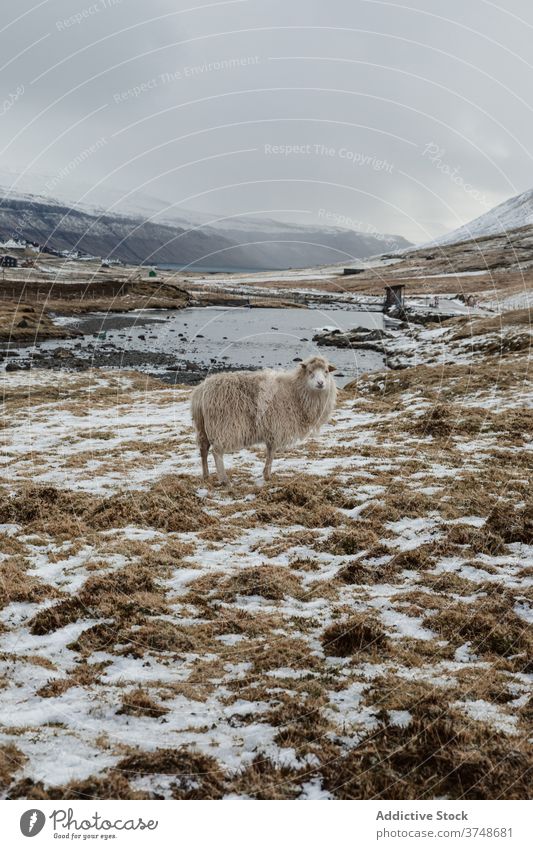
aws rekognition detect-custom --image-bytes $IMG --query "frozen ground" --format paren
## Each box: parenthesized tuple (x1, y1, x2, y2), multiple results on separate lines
(0, 311, 531, 800)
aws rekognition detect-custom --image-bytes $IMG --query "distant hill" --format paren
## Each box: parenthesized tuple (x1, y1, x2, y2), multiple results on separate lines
(428, 187, 533, 247)
(0, 184, 411, 269)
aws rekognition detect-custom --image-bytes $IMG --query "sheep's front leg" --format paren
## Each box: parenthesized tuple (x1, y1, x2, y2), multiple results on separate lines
(263, 444, 274, 481)
(213, 450, 228, 485)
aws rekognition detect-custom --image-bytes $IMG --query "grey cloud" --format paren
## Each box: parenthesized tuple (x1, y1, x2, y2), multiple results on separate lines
(2, 0, 533, 243)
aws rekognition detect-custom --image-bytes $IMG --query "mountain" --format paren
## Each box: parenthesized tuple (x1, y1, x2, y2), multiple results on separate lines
(429, 187, 533, 247)
(0, 176, 411, 269)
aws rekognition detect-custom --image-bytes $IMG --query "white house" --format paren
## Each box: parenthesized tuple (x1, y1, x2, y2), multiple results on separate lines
(0, 238, 26, 251)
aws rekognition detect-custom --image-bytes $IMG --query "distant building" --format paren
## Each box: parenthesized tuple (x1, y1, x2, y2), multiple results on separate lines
(0, 238, 26, 252)
(0, 254, 18, 267)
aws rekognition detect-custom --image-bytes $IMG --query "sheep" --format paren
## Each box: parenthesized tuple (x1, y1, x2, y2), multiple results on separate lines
(190, 355, 337, 484)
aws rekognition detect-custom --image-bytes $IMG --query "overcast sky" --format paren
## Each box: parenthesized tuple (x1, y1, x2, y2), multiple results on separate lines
(2, 0, 533, 243)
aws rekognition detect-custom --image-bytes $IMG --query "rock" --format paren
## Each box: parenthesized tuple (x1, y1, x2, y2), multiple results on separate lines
(6, 360, 30, 371)
(313, 326, 390, 352)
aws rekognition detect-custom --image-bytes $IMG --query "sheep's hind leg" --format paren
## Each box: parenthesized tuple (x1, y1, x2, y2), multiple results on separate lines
(199, 438, 210, 481)
(213, 450, 229, 485)
(263, 444, 274, 481)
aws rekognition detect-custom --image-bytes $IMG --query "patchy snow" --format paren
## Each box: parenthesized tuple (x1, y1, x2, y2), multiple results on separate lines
(388, 710, 412, 728)
(1, 356, 531, 798)
(453, 700, 519, 736)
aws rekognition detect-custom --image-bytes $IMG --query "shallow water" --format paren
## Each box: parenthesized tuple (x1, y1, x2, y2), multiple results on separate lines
(15, 306, 386, 386)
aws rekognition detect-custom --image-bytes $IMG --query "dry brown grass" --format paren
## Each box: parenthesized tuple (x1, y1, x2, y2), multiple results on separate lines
(0, 556, 56, 607)
(247, 636, 323, 675)
(66, 618, 212, 658)
(28, 563, 169, 636)
(36, 661, 106, 698)
(0, 302, 73, 344)
(451, 308, 532, 340)
(320, 707, 532, 799)
(271, 699, 336, 760)
(7, 774, 147, 800)
(218, 565, 306, 602)
(410, 403, 533, 444)
(426, 597, 532, 662)
(485, 499, 533, 545)
(231, 757, 307, 799)
(0, 744, 26, 792)
(0, 475, 213, 538)
(90, 475, 215, 533)
(445, 524, 505, 555)
(412, 403, 453, 438)
(252, 529, 320, 557)
(254, 476, 345, 527)
(117, 688, 169, 718)
(337, 557, 403, 585)
(0, 484, 96, 536)
(419, 570, 480, 595)
(356, 354, 531, 402)
(321, 614, 388, 657)
(125, 620, 210, 656)
(320, 522, 379, 555)
(116, 748, 226, 800)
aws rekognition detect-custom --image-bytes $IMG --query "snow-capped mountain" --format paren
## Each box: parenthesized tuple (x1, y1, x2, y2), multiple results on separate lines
(430, 187, 533, 247)
(0, 171, 411, 269)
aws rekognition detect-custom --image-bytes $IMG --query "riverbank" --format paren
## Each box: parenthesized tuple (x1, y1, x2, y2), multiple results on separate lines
(0, 303, 80, 346)
(2, 305, 386, 386)
(0, 257, 307, 346)
(1, 252, 528, 385)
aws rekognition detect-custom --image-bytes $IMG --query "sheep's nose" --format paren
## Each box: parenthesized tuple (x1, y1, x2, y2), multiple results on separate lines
(317, 380, 324, 388)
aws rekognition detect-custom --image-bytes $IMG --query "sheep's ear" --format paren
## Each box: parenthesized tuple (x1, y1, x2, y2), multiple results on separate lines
(328, 364, 337, 373)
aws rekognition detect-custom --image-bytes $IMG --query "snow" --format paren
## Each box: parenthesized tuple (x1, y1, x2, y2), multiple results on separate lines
(454, 643, 477, 663)
(299, 779, 333, 800)
(325, 682, 378, 732)
(388, 710, 412, 728)
(453, 700, 519, 736)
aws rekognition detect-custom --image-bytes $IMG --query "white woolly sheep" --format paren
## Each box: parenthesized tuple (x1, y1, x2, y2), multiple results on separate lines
(190, 356, 337, 484)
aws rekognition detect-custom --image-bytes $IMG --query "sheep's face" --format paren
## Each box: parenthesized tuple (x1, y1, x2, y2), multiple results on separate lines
(300, 357, 335, 392)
